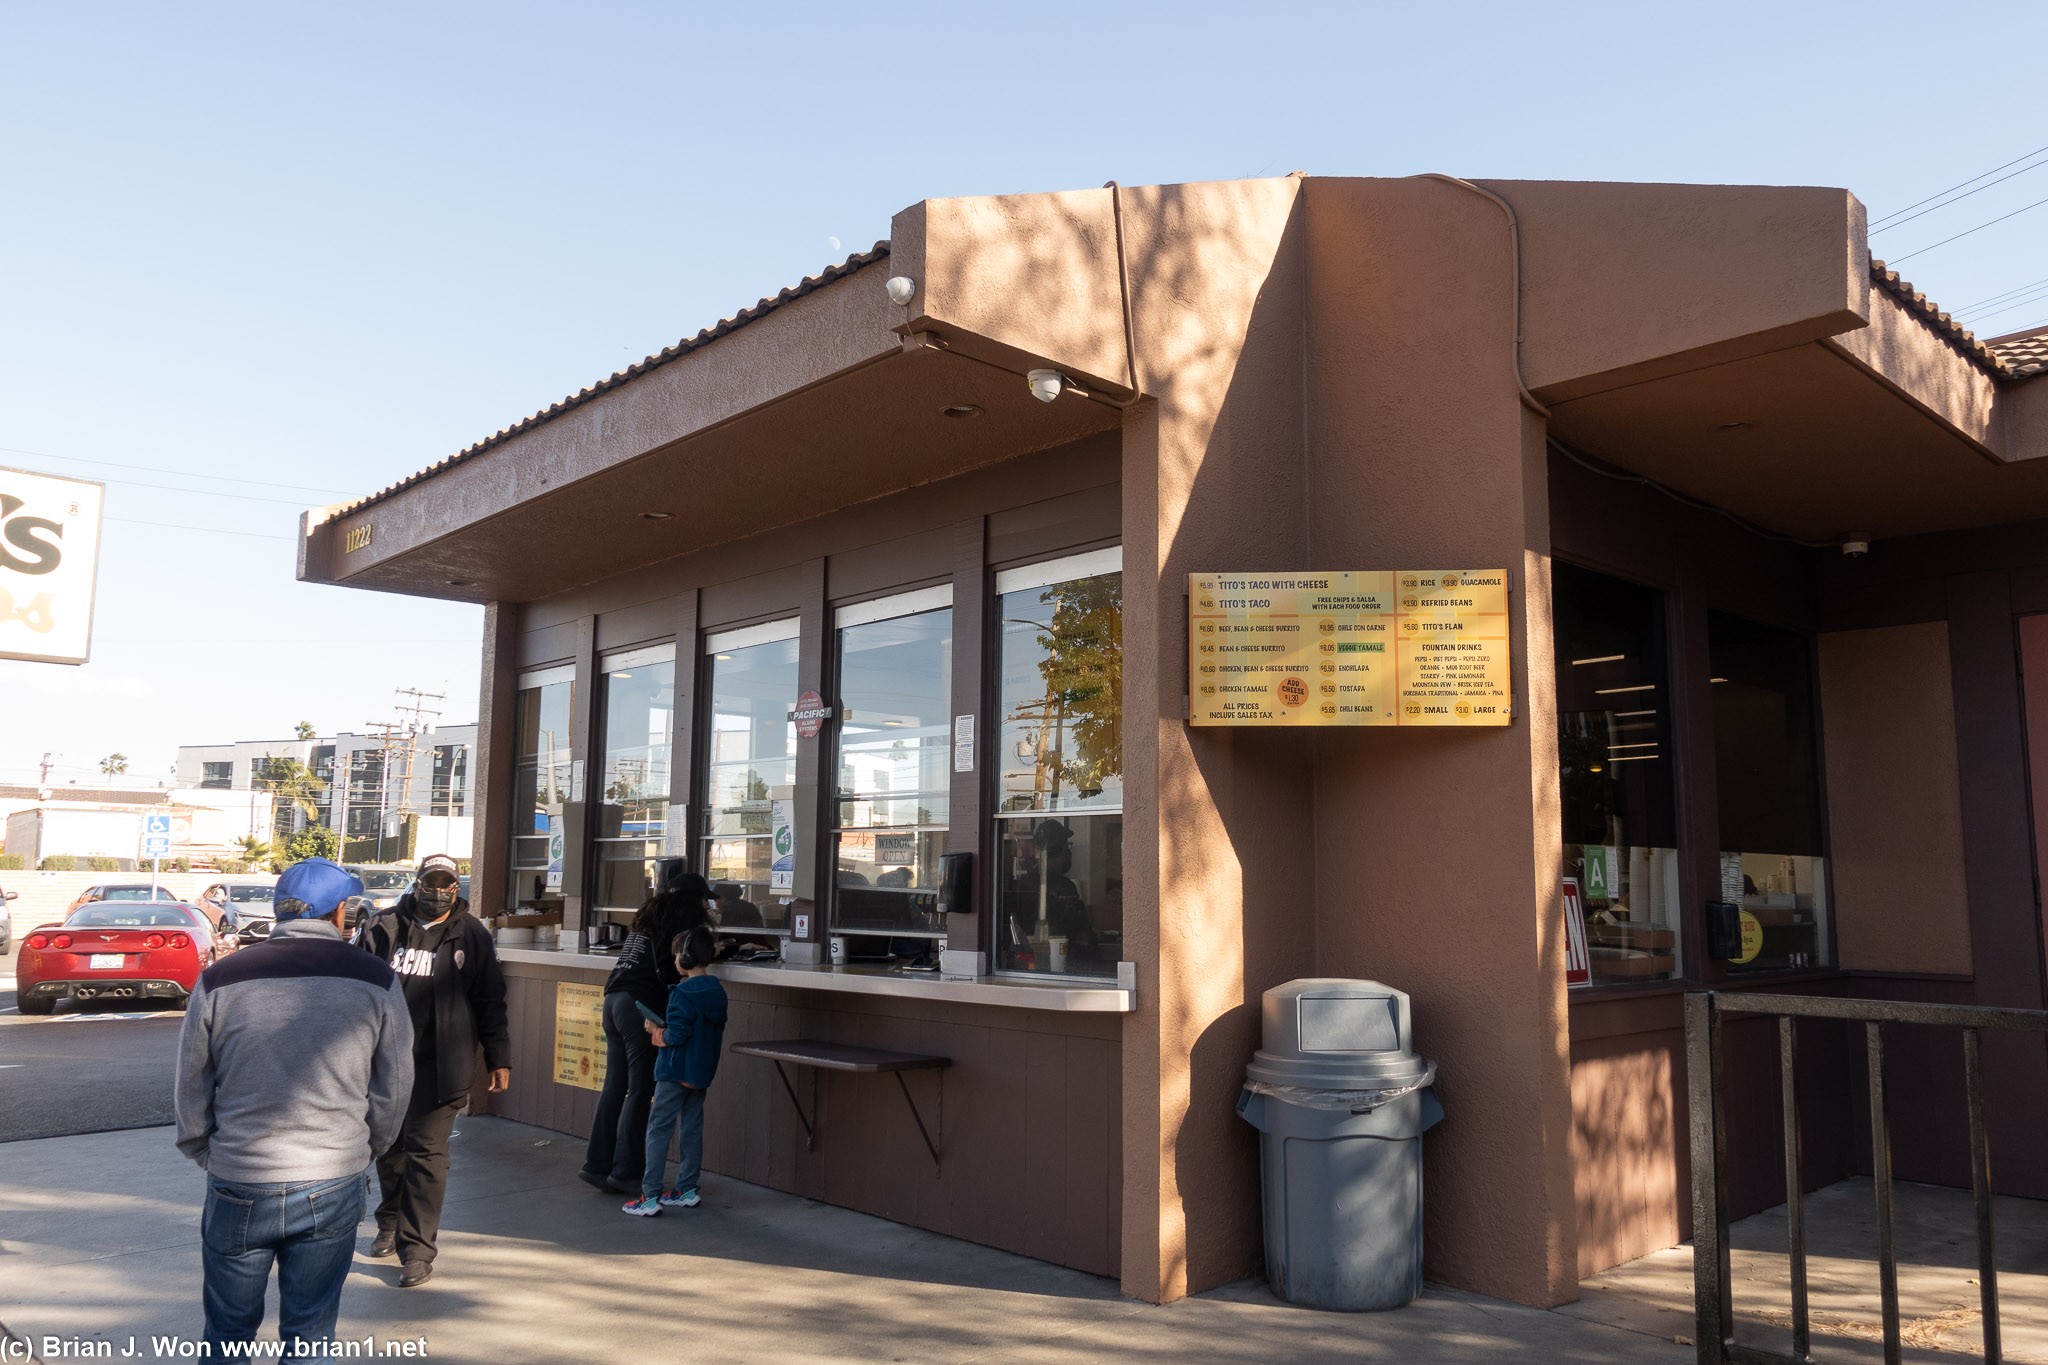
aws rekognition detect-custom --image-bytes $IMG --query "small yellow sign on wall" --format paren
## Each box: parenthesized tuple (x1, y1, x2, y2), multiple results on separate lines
(553, 981, 608, 1091)
(1189, 571, 1511, 726)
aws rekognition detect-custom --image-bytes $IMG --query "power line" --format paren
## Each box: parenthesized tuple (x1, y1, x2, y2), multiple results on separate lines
(1870, 151, 2048, 236)
(102, 477, 317, 507)
(0, 444, 352, 497)
(1959, 287, 2048, 330)
(107, 516, 295, 541)
(1889, 192, 2048, 265)
(1871, 141, 2048, 228)
(1951, 274, 2048, 316)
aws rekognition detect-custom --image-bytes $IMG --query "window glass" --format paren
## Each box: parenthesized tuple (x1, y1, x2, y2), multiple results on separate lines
(702, 630, 799, 935)
(994, 565, 1123, 977)
(201, 761, 233, 789)
(1710, 612, 1830, 972)
(1554, 562, 1681, 985)
(832, 608, 951, 939)
(592, 650, 676, 913)
(509, 674, 574, 910)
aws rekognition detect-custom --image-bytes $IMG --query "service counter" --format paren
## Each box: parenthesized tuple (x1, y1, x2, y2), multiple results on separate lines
(485, 943, 1130, 1276)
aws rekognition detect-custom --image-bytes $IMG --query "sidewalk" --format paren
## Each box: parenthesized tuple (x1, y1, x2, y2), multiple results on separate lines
(1, 1118, 1689, 1364)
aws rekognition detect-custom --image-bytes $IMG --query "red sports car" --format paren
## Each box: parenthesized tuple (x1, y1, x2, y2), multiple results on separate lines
(15, 901, 229, 1015)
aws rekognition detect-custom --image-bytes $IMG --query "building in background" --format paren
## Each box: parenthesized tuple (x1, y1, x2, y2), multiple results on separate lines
(174, 724, 476, 862)
(0, 782, 276, 869)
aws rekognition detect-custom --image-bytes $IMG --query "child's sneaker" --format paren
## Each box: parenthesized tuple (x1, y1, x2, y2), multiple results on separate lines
(620, 1196, 663, 1217)
(657, 1188, 700, 1208)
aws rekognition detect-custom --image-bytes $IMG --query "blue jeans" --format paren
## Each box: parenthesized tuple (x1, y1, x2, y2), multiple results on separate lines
(202, 1168, 366, 1352)
(642, 1081, 706, 1200)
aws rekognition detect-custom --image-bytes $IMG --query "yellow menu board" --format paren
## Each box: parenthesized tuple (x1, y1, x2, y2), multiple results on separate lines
(553, 981, 608, 1091)
(1189, 571, 1510, 726)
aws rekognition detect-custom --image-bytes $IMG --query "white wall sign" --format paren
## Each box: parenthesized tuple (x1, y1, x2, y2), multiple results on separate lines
(0, 466, 105, 666)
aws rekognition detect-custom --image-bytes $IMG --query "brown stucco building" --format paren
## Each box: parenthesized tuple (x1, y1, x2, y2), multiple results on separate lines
(300, 173, 2048, 1308)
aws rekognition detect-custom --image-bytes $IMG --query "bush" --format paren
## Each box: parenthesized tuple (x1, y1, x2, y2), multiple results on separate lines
(0, 853, 22, 871)
(39, 855, 77, 871)
(280, 826, 339, 867)
(174, 856, 192, 873)
(87, 856, 121, 872)
(216, 859, 249, 875)
(457, 860, 472, 875)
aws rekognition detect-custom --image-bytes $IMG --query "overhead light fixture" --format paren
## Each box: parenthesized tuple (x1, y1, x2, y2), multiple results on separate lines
(641, 511, 673, 521)
(884, 276, 916, 305)
(1571, 654, 1625, 666)
(1709, 677, 1728, 683)
(1715, 421, 1753, 432)
(446, 579, 474, 587)
(1842, 533, 1871, 558)
(1594, 684, 1656, 695)
(714, 653, 733, 661)
(941, 404, 983, 419)
(1026, 368, 1065, 403)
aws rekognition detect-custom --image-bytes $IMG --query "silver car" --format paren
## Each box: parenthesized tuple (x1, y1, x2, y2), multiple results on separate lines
(199, 879, 282, 945)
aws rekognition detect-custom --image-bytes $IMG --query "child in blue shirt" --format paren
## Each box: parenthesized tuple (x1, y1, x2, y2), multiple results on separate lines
(622, 924, 728, 1216)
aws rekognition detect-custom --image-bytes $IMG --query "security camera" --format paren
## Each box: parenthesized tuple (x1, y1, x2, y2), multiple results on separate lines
(884, 276, 916, 306)
(1027, 368, 1065, 403)
(1841, 533, 1871, 558)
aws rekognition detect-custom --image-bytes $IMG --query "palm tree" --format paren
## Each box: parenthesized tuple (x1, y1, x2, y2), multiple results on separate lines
(237, 834, 273, 865)
(254, 754, 327, 834)
(99, 753, 129, 776)
(295, 720, 318, 740)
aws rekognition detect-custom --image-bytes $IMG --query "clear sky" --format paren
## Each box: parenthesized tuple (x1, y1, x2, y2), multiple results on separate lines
(4, 1, 2045, 787)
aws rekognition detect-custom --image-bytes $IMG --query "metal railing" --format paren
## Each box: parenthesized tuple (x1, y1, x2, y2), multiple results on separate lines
(1685, 990, 2048, 1365)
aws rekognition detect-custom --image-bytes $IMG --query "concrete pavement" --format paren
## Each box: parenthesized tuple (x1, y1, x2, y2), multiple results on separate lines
(2, 1118, 1691, 1364)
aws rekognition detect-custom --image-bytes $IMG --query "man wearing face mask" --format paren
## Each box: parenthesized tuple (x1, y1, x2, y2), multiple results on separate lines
(352, 853, 509, 1287)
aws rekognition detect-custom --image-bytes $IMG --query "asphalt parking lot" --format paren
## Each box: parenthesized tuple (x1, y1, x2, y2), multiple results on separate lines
(0, 944, 185, 1142)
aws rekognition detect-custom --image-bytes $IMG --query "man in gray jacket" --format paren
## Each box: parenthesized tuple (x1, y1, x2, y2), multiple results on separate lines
(175, 857, 413, 1353)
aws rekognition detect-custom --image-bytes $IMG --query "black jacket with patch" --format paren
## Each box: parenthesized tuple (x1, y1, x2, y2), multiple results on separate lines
(354, 896, 510, 1104)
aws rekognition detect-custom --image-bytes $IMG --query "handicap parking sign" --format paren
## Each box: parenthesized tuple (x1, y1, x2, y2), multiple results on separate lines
(143, 812, 172, 858)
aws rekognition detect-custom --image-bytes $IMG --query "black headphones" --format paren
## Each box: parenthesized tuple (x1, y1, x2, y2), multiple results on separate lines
(677, 925, 715, 970)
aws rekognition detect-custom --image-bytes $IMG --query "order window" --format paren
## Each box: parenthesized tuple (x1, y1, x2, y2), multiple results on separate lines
(1553, 562, 1681, 984)
(508, 664, 574, 911)
(830, 586, 952, 943)
(992, 548, 1123, 979)
(1709, 612, 1830, 972)
(591, 643, 676, 916)
(701, 620, 800, 936)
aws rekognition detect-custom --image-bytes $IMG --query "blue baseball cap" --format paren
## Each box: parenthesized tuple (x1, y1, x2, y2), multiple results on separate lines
(275, 857, 365, 919)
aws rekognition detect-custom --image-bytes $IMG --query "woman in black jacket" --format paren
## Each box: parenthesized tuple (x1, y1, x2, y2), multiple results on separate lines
(579, 874, 717, 1193)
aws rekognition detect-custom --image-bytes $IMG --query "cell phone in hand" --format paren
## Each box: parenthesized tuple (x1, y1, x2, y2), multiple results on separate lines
(635, 1001, 664, 1026)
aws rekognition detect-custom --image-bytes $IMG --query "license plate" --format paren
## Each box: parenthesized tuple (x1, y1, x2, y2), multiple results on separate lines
(89, 953, 125, 969)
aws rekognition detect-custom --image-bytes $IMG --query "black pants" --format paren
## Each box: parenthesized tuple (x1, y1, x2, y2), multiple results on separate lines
(583, 990, 657, 1185)
(375, 1071, 465, 1265)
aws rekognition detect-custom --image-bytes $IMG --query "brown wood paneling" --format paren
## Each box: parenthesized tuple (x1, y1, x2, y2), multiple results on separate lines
(669, 591, 700, 832)
(700, 564, 809, 632)
(828, 527, 954, 605)
(987, 483, 1119, 570)
(516, 621, 578, 669)
(474, 603, 519, 917)
(594, 598, 674, 653)
(947, 517, 987, 953)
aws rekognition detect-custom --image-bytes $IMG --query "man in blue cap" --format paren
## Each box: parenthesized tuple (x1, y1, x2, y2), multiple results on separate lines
(174, 857, 413, 1355)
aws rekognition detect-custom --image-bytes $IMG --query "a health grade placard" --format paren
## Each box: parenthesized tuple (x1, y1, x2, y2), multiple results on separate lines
(1188, 571, 1510, 727)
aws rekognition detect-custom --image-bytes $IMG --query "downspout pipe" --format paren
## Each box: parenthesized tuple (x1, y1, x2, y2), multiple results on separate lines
(1418, 173, 1552, 419)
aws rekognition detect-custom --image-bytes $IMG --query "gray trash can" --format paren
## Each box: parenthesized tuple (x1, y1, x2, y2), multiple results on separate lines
(1236, 978, 1443, 1311)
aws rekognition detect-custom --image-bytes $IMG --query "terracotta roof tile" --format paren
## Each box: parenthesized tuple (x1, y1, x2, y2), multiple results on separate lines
(1866, 262, 2048, 381)
(328, 242, 891, 520)
(1986, 325, 2048, 379)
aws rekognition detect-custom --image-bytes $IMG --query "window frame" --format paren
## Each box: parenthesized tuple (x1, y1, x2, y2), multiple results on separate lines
(988, 546, 1124, 983)
(698, 617, 802, 939)
(589, 641, 678, 916)
(827, 585, 955, 943)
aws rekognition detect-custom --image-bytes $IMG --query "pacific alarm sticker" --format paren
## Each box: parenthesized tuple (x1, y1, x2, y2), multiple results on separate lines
(0, 467, 105, 666)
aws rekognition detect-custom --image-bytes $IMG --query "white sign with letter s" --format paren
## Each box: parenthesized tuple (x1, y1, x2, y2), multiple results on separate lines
(0, 466, 104, 666)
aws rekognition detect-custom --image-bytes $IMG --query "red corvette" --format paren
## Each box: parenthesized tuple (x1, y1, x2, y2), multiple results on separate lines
(15, 901, 229, 1015)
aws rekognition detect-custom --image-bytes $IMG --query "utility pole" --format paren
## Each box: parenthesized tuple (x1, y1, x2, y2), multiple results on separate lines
(391, 688, 443, 861)
(40, 751, 54, 785)
(363, 721, 403, 864)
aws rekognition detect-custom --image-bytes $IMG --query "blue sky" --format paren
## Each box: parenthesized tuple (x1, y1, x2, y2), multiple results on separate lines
(4, 1, 2045, 786)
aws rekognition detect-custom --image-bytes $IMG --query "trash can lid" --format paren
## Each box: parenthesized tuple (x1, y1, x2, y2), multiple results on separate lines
(1247, 978, 1430, 1090)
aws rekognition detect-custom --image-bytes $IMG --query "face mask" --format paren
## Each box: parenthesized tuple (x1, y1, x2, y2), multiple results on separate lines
(417, 886, 457, 914)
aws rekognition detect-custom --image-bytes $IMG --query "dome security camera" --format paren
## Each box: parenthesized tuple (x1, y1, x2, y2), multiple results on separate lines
(884, 276, 916, 306)
(1027, 368, 1065, 403)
